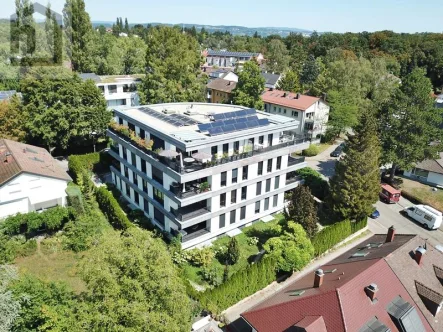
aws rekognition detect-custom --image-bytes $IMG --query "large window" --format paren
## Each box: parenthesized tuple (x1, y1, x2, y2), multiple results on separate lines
(122, 146, 127, 160)
(275, 176, 280, 189)
(211, 145, 218, 156)
(231, 190, 237, 204)
(124, 165, 129, 179)
(141, 159, 146, 174)
(139, 128, 145, 139)
(259, 135, 264, 144)
(273, 194, 278, 207)
(221, 172, 227, 187)
(264, 198, 270, 211)
(152, 166, 163, 185)
(266, 179, 271, 192)
(125, 182, 130, 197)
(230, 210, 236, 224)
(241, 186, 247, 200)
(267, 159, 273, 173)
(153, 187, 164, 205)
(240, 206, 246, 220)
(131, 152, 136, 166)
(144, 198, 149, 213)
(108, 85, 117, 94)
(143, 179, 148, 193)
(219, 214, 226, 228)
(276, 156, 282, 170)
(154, 207, 165, 227)
(220, 193, 226, 207)
(258, 161, 263, 176)
(242, 166, 248, 180)
(268, 134, 273, 146)
(255, 201, 260, 214)
(223, 143, 229, 154)
(256, 182, 262, 195)
(413, 168, 429, 178)
(232, 168, 238, 184)
(134, 192, 140, 205)
(234, 141, 240, 152)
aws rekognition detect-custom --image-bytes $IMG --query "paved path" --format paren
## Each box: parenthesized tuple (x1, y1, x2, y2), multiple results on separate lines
(224, 230, 373, 332)
(305, 142, 342, 179)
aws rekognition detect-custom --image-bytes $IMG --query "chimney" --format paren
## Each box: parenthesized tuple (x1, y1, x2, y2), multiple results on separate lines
(365, 283, 379, 301)
(283, 92, 288, 97)
(3, 152, 12, 163)
(314, 269, 324, 288)
(295, 93, 300, 99)
(415, 246, 426, 265)
(386, 226, 395, 243)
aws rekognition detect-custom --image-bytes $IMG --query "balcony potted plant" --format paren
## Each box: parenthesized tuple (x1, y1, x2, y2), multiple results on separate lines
(198, 182, 210, 193)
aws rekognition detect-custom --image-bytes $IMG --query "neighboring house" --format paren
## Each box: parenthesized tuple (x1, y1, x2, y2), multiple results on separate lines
(206, 78, 237, 103)
(107, 102, 309, 249)
(261, 72, 282, 89)
(404, 152, 443, 187)
(242, 228, 443, 331)
(0, 139, 72, 219)
(436, 94, 443, 109)
(0, 90, 21, 102)
(262, 89, 330, 139)
(203, 49, 264, 68)
(79, 73, 142, 108)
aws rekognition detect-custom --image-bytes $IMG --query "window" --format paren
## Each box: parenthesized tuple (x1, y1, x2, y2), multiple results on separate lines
(220, 193, 226, 207)
(143, 179, 148, 193)
(275, 176, 280, 189)
(109, 85, 117, 93)
(255, 201, 260, 214)
(273, 194, 278, 207)
(231, 190, 237, 204)
(144, 199, 149, 213)
(133, 174, 139, 187)
(232, 168, 238, 184)
(223, 143, 229, 154)
(273, 106, 276, 112)
(154, 207, 165, 227)
(259, 136, 264, 144)
(267, 159, 273, 172)
(424, 214, 433, 222)
(256, 182, 262, 195)
(134, 192, 140, 205)
(152, 166, 163, 185)
(264, 198, 270, 211)
(241, 186, 247, 200)
(219, 214, 226, 228)
(243, 166, 248, 180)
(284, 109, 287, 114)
(153, 187, 164, 204)
(240, 206, 246, 220)
(141, 159, 146, 174)
(266, 179, 271, 192)
(278, 107, 281, 113)
(125, 182, 130, 197)
(211, 145, 218, 156)
(249, 137, 255, 146)
(292, 111, 298, 118)
(122, 146, 127, 160)
(268, 134, 273, 146)
(124, 165, 129, 179)
(258, 161, 263, 175)
(139, 128, 145, 139)
(131, 153, 136, 167)
(99, 85, 105, 93)
(413, 168, 429, 178)
(221, 172, 227, 187)
(234, 141, 240, 152)
(230, 210, 236, 224)
(276, 156, 282, 170)
(118, 117, 123, 125)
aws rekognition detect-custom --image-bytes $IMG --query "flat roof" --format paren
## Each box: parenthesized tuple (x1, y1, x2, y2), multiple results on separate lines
(113, 103, 300, 145)
(98, 74, 144, 84)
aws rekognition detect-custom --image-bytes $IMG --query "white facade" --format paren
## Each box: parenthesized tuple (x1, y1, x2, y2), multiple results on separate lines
(107, 103, 309, 249)
(0, 174, 68, 219)
(404, 169, 443, 187)
(264, 100, 330, 139)
(97, 78, 140, 108)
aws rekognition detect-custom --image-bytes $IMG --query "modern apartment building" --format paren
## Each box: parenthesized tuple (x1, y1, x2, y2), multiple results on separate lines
(80, 73, 142, 108)
(262, 89, 330, 140)
(107, 102, 308, 249)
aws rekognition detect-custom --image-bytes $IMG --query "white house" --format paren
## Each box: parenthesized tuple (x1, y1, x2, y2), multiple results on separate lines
(262, 89, 330, 140)
(203, 50, 264, 69)
(261, 72, 282, 89)
(404, 152, 443, 187)
(80, 73, 142, 108)
(107, 102, 308, 248)
(0, 140, 72, 219)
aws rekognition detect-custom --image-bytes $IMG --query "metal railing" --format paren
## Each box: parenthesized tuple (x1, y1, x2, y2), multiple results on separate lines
(286, 176, 302, 185)
(171, 206, 210, 221)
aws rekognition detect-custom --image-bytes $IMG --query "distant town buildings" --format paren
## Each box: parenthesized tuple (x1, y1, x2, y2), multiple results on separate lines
(0, 139, 71, 219)
(262, 89, 330, 140)
(202, 49, 264, 69)
(242, 229, 442, 332)
(79, 73, 142, 108)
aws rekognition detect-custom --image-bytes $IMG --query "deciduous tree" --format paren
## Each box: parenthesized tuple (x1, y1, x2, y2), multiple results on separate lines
(0, 96, 26, 141)
(277, 70, 300, 93)
(300, 54, 320, 87)
(232, 60, 265, 109)
(265, 39, 290, 74)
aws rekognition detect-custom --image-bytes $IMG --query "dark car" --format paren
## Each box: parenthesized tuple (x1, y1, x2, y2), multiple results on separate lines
(330, 147, 343, 157)
(370, 210, 380, 219)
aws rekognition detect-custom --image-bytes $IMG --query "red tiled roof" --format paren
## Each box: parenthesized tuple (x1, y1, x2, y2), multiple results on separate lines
(261, 89, 321, 111)
(294, 316, 327, 332)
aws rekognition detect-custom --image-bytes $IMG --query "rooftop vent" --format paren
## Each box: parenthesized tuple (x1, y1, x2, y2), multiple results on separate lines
(314, 269, 324, 288)
(415, 246, 426, 265)
(162, 109, 177, 115)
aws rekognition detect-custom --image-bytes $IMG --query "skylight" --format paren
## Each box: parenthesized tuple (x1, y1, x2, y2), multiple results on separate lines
(352, 252, 369, 258)
(289, 290, 305, 297)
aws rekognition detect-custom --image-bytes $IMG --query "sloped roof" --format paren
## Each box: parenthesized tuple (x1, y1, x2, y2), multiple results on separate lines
(262, 89, 321, 111)
(413, 152, 443, 175)
(0, 139, 71, 186)
(261, 72, 281, 86)
(79, 72, 102, 83)
(206, 78, 237, 93)
(207, 50, 260, 57)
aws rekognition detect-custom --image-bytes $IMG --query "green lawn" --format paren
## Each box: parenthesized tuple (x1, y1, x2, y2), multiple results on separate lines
(182, 214, 285, 287)
(400, 177, 443, 211)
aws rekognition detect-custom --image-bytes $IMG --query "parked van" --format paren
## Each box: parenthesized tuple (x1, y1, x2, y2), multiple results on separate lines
(380, 184, 401, 204)
(404, 205, 442, 230)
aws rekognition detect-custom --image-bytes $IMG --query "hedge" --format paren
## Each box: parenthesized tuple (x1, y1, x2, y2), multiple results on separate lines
(295, 167, 329, 200)
(95, 187, 133, 230)
(68, 153, 100, 185)
(302, 144, 320, 157)
(311, 219, 367, 256)
(198, 257, 276, 314)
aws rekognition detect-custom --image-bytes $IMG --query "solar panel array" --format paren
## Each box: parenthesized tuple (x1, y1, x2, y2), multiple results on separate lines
(198, 115, 270, 136)
(212, 108, 256, 121)
(139, 107, 200, 127)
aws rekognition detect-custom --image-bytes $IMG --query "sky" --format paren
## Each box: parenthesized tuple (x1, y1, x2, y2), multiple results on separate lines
(2, 0, 442, 33)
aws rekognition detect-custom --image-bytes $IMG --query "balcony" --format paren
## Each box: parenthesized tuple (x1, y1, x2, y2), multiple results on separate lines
(288, 156, 305, 166)
(108, 127, 308, 175)
(170, 180, 210, 199)
(171, 201, 210, 222)
(286, 175, 302, 185)
(174, 221, 210, 243)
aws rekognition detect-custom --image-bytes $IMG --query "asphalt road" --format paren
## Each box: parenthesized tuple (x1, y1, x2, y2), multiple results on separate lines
(305, 142, 342, 179)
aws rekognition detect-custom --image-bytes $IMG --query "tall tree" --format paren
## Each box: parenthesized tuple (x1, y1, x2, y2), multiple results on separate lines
(329, 111, 381, 220)
(300, 54, 320, 87)
(265, 39, 290, 74)
(326, 89, 360, 138)
(11, 0, 36, 56)
(232, 60, 265, 109)
(124, 17, 129, 32)
(63, 0, 94, 72)
(140, 26, 205, 104)
(0, 96, 26, 141)
(284, 185, 318, 238)
(80, 228, 192, 331)
(226, 237, 240, 265)
(52, 13, 63, 65)
(277, 70, 300, 93)
(379, 68, 443, 180)
(0, 265, 20, 332)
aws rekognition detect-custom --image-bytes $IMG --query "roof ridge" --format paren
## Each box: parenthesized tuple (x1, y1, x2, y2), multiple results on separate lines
(335, 288, 347, 332)
(2, 139, 20, 168)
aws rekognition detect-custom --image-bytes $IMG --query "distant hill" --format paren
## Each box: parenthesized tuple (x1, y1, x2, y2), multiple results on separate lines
(91, 21, 313, 37)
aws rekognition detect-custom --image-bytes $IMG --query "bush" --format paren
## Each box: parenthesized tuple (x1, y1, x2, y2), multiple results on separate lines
(302, 144, 320, 157)
(198, 257, 276, 314)
(66, 184, 85, 216)
(0, 235, 37, 264)
(95, 187, 133, 230)
(296, 167, 329, 200)
(187, 247, 215, 267)
(226, 237, 240, 265)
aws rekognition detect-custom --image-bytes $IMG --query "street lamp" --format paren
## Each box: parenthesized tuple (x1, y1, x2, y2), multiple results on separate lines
(91, 131, 97, 152)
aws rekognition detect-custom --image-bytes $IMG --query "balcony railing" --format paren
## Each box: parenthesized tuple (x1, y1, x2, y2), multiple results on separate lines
(108, 127, 308, 175)
(181, 228, 210, 243)
(288, 156, 305, 166)
(170, 184, 211, 199)
(286, 175, 302, 185)
(171, 206, 210, 222)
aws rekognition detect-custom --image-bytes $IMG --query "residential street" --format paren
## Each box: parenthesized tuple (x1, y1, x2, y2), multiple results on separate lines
(305, 141, 342, 179)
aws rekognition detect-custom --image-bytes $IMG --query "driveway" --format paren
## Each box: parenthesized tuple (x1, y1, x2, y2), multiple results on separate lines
(305, 142, 342, 179)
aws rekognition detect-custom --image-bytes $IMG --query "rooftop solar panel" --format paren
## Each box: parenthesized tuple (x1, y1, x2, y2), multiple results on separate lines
(246, 109, 256, 115)
(198, 123, 212, 131)
(212, 121, 224, 127)
(236, 110, 247, 117)
(213, 114, 225, 121)
(236, 117, 248, 123)
(258, 119, 270, 126)
(208, 127, 223, 135)
(224, 119, 236, 125)
(222, 125, 236, 133)
(246, 120, 259, 128)
(234, 122, 248, 130)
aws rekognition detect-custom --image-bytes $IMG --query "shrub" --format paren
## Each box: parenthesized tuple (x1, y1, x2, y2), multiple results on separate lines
(201, 266, 222, 286)
(302, 144, 320, 157)
(296, 167, 329, 200)
(247, 237, 259, 246)
(198, 257, 276, 314)
(187, 247, 215, 267)
(0, 235, 37, 264)
(95, 187, 133, 230)
(226, 237, 240, 265)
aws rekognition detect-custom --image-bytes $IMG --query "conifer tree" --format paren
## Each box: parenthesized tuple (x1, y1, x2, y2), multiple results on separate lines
(226, 237, 240, 265)
(328, 110, 381, 221)
(124, 18, 129, 32)
(284, 185, 318, 238)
